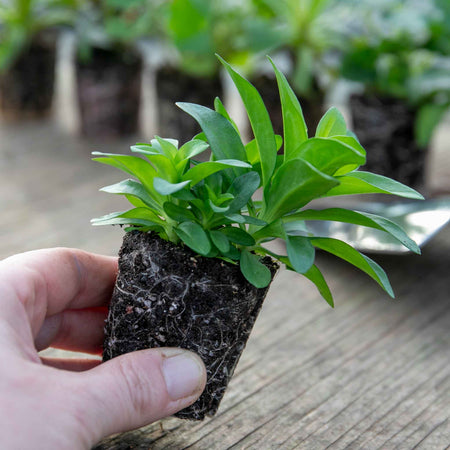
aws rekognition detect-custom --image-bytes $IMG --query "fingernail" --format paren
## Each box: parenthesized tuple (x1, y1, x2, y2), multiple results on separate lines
(162, 351, 205, 400)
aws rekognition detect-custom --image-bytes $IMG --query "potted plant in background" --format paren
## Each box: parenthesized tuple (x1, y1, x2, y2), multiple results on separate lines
(0, 0, 78, 119)
(156, 0, 280, 143)
(92, 56, 422, 420)
(337, 0, 450, 188)
(75, 0, 162, 137)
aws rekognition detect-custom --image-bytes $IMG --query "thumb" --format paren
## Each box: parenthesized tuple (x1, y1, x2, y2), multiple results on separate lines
(78, 348, 206, 441)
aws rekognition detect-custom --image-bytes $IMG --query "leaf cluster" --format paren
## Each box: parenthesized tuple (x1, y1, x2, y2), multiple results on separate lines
(93, 55, 423, 307)
(0, 0, 79, 71)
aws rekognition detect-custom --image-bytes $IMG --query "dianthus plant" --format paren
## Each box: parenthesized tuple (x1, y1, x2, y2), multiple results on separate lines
(92, 55, 423, 306)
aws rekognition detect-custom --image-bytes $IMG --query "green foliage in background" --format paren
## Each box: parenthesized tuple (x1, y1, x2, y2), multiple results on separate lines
(165, 0, 284, 77)
(336, 0, 450, 146)
(76, 0, 166, 60)
(0, 0, 78, 71)
(93, 57, 422, 306)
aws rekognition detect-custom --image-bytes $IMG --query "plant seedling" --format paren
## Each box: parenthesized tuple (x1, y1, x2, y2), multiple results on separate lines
(93, 55, 422, 419)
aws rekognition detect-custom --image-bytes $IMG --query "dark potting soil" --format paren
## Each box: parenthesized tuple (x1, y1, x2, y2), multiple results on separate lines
(251, 74, 324, 138)
(0, 39, 55, 118)
(76, 48, 141, 137)
(156, 67, 222, 144)
(103, 231, 278, 420)
(349, 94, 427, 187)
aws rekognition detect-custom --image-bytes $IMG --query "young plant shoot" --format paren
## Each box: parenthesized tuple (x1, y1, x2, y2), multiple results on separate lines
(92, 56, 422, 419)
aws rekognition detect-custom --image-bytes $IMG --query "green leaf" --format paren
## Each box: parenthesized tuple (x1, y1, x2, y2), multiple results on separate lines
(214, 96, 240, 134)
(311, 237, 394, 297)
(182, 159, 251, 185)
(289, 138, 366, 176)
(269, 57, 308, 161)
(286, 235, 315, 274)
(225, 214, 267, 226)
(177, 139, 210, 161)
(221, 227, 255, 246)
(176, 102, 247, 180)
(286, 208, 420, 254)
(154, 136, 178, 158)
(130, 144, 161, 156)
(175, 221, 211, 256)
(163, 202, 197, 222)
(315, 107, 347, 138)
(262, 158, 339, 222)
(91, 209, 164, 228)
(219, 55, 277, 187)
(209, 230, 230, 253)
(92, 152, 158, 195)
(303, 265, 334, 307)
(99, 179, 161, 211)
(240, 250, 272, 288)
(153, 178, 191, 195)
(245, 135, 282, 165)
(324, 171, 424, 200)
(226, 171, 261, 213)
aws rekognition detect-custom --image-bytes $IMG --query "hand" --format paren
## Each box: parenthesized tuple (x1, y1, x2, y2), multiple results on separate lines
(0, 248, 206, 449)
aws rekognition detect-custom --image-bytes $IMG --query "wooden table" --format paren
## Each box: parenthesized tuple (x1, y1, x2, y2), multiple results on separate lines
(1, 121, 449, 449)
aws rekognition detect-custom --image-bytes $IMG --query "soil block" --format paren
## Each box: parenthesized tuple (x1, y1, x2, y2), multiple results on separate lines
(0, 38, 55, 119)
(155, 67, 222, 144)
(251, 74, 324, 138)
(103, 231, 278, 420)
(349, 93, 427, 187)
(76, 48, 141, 137)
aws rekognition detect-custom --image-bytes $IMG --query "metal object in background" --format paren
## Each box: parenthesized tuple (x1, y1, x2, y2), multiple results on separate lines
(307, 198, 450, 254)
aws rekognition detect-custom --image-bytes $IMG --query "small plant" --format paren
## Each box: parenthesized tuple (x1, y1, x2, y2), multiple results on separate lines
(93, 55, 422, 307)
(0, 0, 78, 71)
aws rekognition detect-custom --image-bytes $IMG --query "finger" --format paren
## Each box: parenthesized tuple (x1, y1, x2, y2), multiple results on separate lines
(76, 348, 206, 441)
(0, 248, 117, 335)
(41, 357, 101, 372)
(35, 307, 107, 354)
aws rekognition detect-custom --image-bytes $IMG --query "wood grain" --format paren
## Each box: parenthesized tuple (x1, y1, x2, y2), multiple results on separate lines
(1, 120, 449, 449)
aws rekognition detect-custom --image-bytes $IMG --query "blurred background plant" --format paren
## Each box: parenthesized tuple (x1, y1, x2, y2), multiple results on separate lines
(0, 0, 78, 117)
(334, 0, 450, 186)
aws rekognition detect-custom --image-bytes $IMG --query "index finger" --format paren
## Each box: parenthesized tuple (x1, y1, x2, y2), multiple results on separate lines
(0, 248, 118, 334)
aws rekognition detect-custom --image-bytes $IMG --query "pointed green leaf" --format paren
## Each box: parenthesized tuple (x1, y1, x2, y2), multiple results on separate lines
(286, 235, 315, 274)
(178, 139, 209, 161)
(100, 179, 161, 211)
(286, 208, 420, 254)
(311, 237, 394, 297)
(221, 227, 255, 246)
(91, 209, 164, 228)
(154, 178, 191, 195)
(262, 158, 339, 222)
(240, 250, 272, 288)
(303, 265, 334, 307)
(269, 57, 308, 161)
(214, 97, 240, 134)
(315, 107, 347, 138)
(175, 221, 211, 256)
(324, 171, 425, 200)
(182, 159, 251, 185)
(289, 138, 366, 176)
(176, 102, 247, 180)
(209, 230, 230, 253)
(219, 55, 277, 186)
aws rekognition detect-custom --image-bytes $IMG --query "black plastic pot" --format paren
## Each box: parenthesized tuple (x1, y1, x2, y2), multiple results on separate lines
(103, 231, 278, 420)
(76, 47, 141, 137)
(349, 93, 427, 187)
(0, 37, 56, 119)
(155, 67, 222, 144)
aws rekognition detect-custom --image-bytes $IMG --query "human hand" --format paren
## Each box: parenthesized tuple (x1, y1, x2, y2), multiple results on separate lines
(0, 248, 206, 449)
